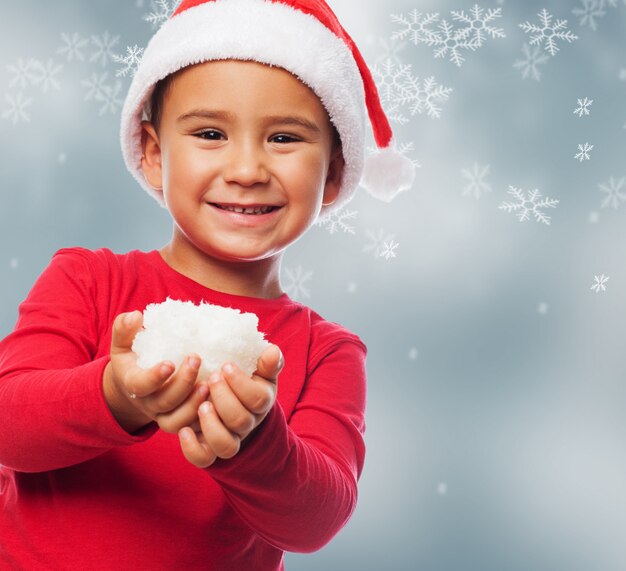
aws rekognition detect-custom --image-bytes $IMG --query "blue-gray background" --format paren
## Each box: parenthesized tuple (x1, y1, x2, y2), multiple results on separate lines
(2, 1, 625, 570)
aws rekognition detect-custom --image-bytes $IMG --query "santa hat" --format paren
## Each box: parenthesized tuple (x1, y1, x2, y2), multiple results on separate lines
(120, 0, 416, 219)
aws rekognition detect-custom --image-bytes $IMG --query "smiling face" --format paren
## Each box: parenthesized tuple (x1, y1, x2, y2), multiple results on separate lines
(141, 59, 344, 297)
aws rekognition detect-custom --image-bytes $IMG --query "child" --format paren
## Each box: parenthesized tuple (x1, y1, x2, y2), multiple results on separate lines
(0, 0, 413, 569)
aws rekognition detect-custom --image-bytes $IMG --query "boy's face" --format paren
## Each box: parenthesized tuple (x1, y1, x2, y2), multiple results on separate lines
(141, 59, 343, 265)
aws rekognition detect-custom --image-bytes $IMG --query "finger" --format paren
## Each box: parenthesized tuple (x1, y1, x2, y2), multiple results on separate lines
(125, 359, 175, 400)
(207, 371, 256, 436)
(179, 427, 216, 468)
(253, 343, 284, 382)
(198, 400, 241, 459)
(111, 311, 143, 355)
(221, 362, 276, 417)
(156, 382, 209, 434)
(147, 354, 202, 414)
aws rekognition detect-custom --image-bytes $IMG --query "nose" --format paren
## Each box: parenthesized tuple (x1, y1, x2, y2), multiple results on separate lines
(221, 139, 270, 187)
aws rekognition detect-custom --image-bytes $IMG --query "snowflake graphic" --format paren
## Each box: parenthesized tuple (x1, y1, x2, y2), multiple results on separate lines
(396, 74, 452, 118)
(452, 6, 506, 45)
(283, 266, 313, 300)
(363, 228, 397, 259)
(81, 72, 110, 101)
(90, 31, 120, 67)
(461, 163, 492, 199)
(380, 240, 400, 260)
(315, 206, 358, 235)
(113, 45, 145, 78)
(572, 0, 607, 31)
(374, 37, 408, 67)
(395, 141, 420, 164)
(392, 5, 505, 67)
(372, 59, 452, 121)
(574, 142, 593, 162)
(144, 0, 180, 29)
(598, 176, 626, 209)
(56, 32, 89, 62)
(2, 92, 33, 124)
(95, 81, 124, 115)
(573, 97, 593, 117)
(590, 274, 610, 293)
(6, 58, 40, 90)
(519, 9, 579, 56)
(513, 43, 549, 81)
(426, 21, 479, 68)
(391, 10, 440, 45)
(31, 59, 63, 93)
(498, 186, 560, 225)
(575, 0, 626, 23)
(373, 60, 412, 105)
(390, 141, 421, 173)
(381, 102, 410, 126)
(572, 0, 606, 32)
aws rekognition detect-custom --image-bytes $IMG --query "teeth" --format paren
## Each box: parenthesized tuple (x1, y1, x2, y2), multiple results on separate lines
(218, 205, 275, 215)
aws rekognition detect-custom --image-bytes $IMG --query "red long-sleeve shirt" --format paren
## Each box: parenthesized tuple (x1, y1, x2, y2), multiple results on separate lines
(0, 247, 367, 570)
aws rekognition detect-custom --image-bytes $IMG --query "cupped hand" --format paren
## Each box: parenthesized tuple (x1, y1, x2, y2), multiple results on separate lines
(103, 310, 209, 434)
(179, 343, 284, 468)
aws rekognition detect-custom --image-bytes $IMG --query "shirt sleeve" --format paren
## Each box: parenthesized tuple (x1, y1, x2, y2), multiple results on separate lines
(206, 336, 367, 553)
(0, 249, 156, 473)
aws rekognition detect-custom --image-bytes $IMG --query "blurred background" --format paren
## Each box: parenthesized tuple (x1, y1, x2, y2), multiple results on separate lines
(1, 1, 625, 569)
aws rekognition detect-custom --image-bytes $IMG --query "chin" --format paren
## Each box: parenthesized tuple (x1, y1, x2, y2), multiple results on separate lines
(212, 249, 282, 264)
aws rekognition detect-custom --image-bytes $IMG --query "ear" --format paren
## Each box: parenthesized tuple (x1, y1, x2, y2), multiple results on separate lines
(322, 146, 345, 206)
(140, 121, 163, 191)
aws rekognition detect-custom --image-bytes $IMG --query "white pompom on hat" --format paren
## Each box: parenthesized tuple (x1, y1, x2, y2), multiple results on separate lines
(120, 0, 416, 219)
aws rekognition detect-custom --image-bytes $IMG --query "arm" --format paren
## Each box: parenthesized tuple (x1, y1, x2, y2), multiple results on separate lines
(0, 249, 156, 472)
(203, 339, 367, 553)
(0, 249, 210, 472)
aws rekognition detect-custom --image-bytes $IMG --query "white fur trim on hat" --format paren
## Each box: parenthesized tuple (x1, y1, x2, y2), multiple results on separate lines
(120, 0, 366, 219)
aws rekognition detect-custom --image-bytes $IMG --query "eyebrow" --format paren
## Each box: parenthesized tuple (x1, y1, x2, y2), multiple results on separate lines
(177, 109, 321, 133)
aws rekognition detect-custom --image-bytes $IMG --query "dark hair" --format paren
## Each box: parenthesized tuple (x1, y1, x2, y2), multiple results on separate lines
(148, 73, 342, 151)
(148, 74, 174, 133)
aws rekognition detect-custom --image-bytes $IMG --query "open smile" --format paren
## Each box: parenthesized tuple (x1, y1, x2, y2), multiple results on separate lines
(207, 203, 283, 226)
(211, 203, 281, 215)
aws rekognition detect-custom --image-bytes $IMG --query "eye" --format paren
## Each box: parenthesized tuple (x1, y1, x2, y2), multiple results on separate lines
(195, 130, 224, 140)
(271, 134, 300, 144)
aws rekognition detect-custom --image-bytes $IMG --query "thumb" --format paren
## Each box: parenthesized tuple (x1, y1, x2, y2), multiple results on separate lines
(111, 310, 143, 355)
(255, 344, 284, 381)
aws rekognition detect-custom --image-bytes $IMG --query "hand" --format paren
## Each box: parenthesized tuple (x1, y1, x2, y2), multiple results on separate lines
(103, 310, 209, 434)
(178, 343, 284, 468)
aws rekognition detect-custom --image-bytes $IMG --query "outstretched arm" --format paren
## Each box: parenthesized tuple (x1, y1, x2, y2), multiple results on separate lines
(181, 338, 367, 553)
(0, 249, 154, 472)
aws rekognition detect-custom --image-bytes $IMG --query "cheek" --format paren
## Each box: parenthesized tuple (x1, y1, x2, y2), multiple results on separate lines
(283, 155, 328, 199)
(163, 145, 209, 187)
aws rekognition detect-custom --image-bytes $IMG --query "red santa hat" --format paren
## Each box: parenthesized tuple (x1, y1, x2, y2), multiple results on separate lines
(120, 0, 416, 219)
